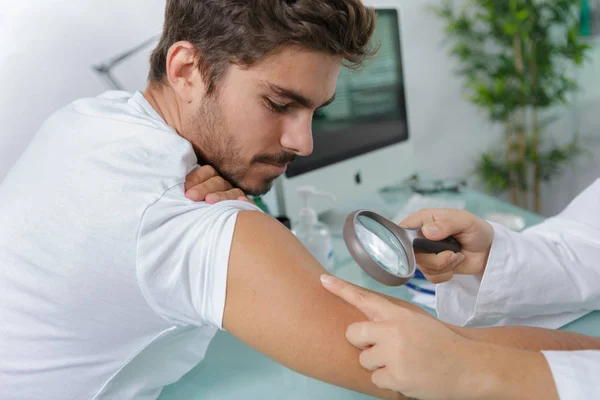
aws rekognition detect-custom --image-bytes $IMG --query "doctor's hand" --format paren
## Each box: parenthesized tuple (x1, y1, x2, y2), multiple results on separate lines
(400, 209, 494, 283)
(185, 165, 251, 204)
(321, 274, 500, 400)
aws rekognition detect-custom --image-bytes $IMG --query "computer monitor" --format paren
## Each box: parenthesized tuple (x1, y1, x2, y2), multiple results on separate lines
(271, 3, 414, 224)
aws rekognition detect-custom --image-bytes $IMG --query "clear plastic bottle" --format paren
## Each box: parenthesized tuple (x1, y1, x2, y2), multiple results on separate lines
(291, 186, 335, 272)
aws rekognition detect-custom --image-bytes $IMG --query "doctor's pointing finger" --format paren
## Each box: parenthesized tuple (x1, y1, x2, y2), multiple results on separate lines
(320, 274, 558, 400)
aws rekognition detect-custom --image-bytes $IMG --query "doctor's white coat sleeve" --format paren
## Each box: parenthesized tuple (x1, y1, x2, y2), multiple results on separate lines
(435, 178, 600, 400)
(436, 178, 600, 327)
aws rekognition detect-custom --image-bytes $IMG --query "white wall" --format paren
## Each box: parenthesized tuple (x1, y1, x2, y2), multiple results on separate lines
(1, 0, 598, 216)
(396, 1, 504, 181)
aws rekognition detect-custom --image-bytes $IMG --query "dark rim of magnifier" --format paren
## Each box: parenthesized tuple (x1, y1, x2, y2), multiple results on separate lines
(343, 210, 416, 286)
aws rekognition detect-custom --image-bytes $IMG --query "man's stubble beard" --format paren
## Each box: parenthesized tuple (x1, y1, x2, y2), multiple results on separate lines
(187, 95, 278, 196)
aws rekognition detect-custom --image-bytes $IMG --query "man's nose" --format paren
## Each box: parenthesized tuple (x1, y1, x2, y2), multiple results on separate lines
(280, 116, 314, 157)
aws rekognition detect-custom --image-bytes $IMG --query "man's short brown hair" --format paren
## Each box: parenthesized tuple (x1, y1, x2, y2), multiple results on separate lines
(148, 0, 377, 94)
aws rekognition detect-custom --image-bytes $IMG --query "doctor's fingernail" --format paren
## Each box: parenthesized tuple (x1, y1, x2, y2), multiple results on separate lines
(320, 274, 336, 286)
(453, 252, 465, 264)
(423, 223, 440, 237)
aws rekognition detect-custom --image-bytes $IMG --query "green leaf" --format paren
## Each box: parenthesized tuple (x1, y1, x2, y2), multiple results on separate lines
(517, 9, 530, 21)
(502, 22, 518, 35)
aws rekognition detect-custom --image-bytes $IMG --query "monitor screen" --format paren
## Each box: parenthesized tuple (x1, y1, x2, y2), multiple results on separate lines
(285, 9, 409, 178)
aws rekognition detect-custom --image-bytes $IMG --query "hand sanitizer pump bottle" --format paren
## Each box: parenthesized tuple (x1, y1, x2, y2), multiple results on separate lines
(292, 186, 335, 272)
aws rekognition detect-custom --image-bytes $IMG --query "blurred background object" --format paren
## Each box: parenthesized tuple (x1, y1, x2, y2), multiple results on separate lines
(92, 35, 159, 91)
(580, 0, 600, 38)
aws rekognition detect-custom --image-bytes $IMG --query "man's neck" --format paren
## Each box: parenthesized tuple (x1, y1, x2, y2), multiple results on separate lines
(143, 84, 184, 136)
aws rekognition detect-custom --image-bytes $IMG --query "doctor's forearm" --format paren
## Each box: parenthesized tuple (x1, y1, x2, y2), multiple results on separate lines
(457, 324, 600, 351)
(469, 342, 559, 400)
(370, 293, 600, 353)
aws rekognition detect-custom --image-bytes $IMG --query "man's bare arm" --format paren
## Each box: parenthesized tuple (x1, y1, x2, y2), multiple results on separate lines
(222, 211, 402, 400)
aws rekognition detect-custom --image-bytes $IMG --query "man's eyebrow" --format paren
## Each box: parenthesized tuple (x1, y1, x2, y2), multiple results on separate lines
(262, 82, 336, 109)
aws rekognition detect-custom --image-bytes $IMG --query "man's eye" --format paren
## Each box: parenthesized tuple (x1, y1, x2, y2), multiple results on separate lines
(266, 98, 290, 113)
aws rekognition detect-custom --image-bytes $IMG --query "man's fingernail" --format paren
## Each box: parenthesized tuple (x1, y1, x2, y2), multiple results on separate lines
(423, 223, 440, 237)
(186, 190, 198, 200)
(320, 274, 336, 286)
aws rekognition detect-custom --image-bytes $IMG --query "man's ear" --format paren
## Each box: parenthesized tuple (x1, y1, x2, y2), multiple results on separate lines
(165, 41, 206, 103)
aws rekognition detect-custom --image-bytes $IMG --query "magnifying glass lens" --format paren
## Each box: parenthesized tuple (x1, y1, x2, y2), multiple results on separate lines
(345, 210, 462, 286)
(355, 215, 411, 276)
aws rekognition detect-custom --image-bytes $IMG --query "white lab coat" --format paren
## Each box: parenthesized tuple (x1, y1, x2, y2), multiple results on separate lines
(436, 178, 600, 400)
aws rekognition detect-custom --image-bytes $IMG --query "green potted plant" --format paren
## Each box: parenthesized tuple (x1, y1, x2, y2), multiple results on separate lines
(432, 0, 592, 212)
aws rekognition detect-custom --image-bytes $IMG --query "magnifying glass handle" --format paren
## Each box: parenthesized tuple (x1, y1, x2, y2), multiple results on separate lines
(413, 236, 462, 254)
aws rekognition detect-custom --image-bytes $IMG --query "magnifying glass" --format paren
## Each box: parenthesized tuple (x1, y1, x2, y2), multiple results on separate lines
(343, 210, 462, 286)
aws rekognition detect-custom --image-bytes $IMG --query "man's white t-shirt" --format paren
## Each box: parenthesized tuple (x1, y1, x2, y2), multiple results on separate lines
(0, 91, 259, 399)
